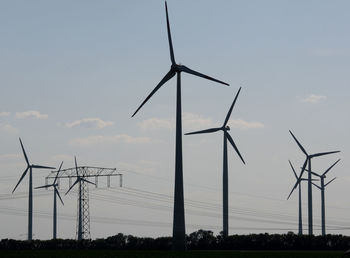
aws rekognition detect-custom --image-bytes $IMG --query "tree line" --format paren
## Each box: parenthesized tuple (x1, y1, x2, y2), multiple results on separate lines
(1, 230, 350, 250)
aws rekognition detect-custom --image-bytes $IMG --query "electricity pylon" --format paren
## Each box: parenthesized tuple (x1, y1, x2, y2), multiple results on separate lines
(45, 158, 122, 240)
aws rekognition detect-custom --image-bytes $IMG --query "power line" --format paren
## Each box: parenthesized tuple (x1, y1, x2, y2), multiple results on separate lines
(2, 186, 349, 230)
(3, 170, 350, 236)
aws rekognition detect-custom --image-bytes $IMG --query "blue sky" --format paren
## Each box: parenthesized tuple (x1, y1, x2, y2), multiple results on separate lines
(0, 0, 349, 239)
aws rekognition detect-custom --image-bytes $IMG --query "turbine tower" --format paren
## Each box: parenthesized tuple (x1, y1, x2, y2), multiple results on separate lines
(35, 161, 64, 239)
(287, 130, 340, 235)
(65, 157, 95, 240)
(12, 138, 55, 241)
(185, 88, 245, 237)
(305, 159, 340, 236)
(288, 160, 317, 235)
(132, 2, 229, 250)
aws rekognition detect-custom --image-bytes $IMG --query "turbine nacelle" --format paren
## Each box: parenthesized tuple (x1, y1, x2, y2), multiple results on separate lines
(171, 64, 182, 72)
(225, 125, 230, 131)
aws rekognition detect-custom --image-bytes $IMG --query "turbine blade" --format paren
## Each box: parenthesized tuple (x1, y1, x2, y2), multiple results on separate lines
(53, 161, 63, 184)
(225, 132, 245, 164)
(32, 165, 55, 170)
(287, 186, 296, 200)
(303, 167, 320, 177)
(180, 65, 229, 86)
(310, 171, 320, 177)
(55, 188, 64, 205)
(312, 182, 321, 190)
(325, 177, 336, 187)
(12, 167, 29, 193)
(288, 160, 298, 180)
(132, 69, 176, 117)
(82, 178, 96, 186)
(287, 159, 308, 199)
(310, 151, 340, 158)
(165, 1, 175, 64)
(289, 130, 308, 156)
(185, 127, 222, 135)
(75, 156, 79, 177)
(224, 87, 241, 126)
(301, 178, 317, 182)
(35, 184, 53, 189)
(299, 158, 308, 180)
(19, 138, 29, 165)
(65, 179, 79, 195)
(322, 159, 341, 177)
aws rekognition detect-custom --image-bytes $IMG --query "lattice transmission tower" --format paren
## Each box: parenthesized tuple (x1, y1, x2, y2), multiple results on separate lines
(45, 165, 122, 240)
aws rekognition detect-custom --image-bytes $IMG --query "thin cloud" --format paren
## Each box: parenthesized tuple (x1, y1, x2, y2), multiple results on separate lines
(228, 119, 265, 130)
(0, 123, 19, 134)
(138, 112, 214, 131)
(0, 153, 20, 160)
(310, 48, 350, 57)
(118, 160, 158, 175)
(16, 110, 48, 119)
(138, 112, 264, 131)
(65, 118, 114, 129)
(50, 154, 73, 163)
(138, 118, 173, 131)
(0, 153, 22, 167)
(183, 112, 214, 131)
(0, 112, 10, 117)
(70, 134, 151, 146)
(302, 94, 327, 104)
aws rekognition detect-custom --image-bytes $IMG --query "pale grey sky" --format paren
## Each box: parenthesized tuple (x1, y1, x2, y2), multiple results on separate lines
(0, 0, 349, 239)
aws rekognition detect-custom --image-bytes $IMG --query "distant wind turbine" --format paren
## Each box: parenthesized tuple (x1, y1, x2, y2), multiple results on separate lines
(65, 157, 95, 240)
(131, 1, 229, 250)
(288, 160, 318, 235)
(287, 130, 340, 235)
(305, 159, 340, 236)
(12, 138, 55, 240)
(185, 87, 244, 237)
(35, 161, 64, 239)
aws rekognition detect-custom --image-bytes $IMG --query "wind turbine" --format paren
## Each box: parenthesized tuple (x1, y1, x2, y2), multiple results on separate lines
(12, 138, 56, 241)
(65, 157, 95, 240)
(131, 1, 229, 250)
(305, 159, 340, 236)
(185, 87, 244, 237)
(288, 160, 318, 235)
(35, 161, 64, 239)
(287, 130, 340, 235)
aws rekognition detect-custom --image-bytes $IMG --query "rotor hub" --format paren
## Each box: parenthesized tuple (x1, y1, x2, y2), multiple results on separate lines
(171, 64, 182, 72)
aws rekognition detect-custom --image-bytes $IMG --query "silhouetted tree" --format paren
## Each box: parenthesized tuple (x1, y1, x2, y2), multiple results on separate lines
(187, 229, 217, 249)
(1, 231, 350, 250)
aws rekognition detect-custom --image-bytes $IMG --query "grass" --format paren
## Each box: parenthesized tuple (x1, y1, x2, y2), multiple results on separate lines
(0, 250, 345, 258)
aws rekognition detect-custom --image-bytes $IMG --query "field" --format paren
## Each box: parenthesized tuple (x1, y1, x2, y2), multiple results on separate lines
(0, 250, 345, 258)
